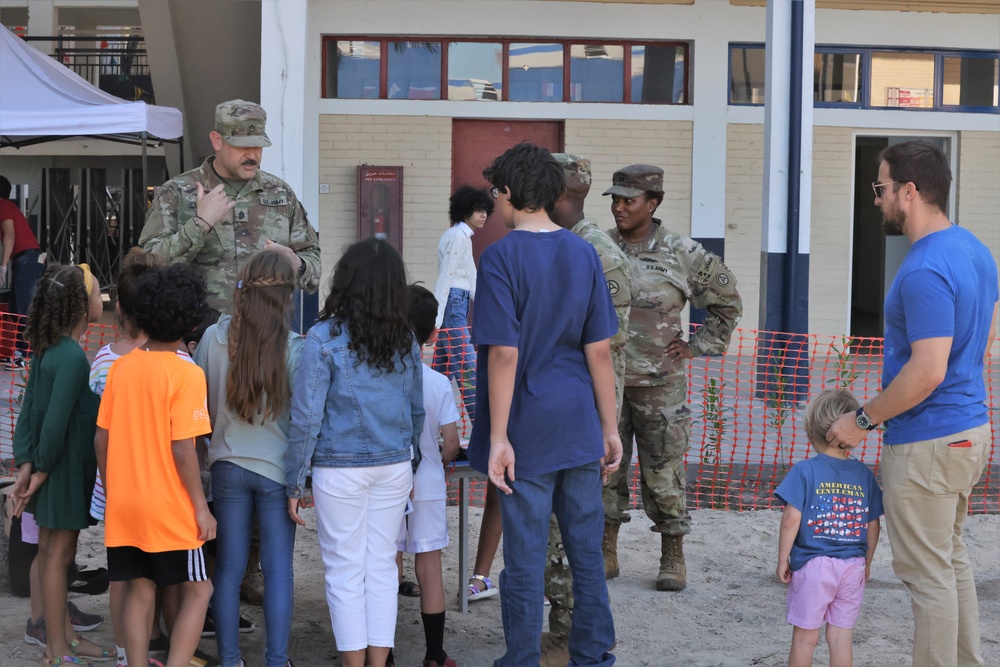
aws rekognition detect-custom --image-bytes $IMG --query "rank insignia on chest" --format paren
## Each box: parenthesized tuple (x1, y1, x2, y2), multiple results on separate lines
(259, 196, 288, 206)
(237, 211, 247, 220)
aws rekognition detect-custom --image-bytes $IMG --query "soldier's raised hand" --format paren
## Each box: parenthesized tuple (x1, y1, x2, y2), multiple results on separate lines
(195, 182, 235, 228)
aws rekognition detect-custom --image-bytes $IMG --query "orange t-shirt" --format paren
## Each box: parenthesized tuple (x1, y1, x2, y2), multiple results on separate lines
(98, 349, 211, 552)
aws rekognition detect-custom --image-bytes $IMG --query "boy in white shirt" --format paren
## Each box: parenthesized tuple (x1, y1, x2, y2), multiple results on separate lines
(398, 284, 462, 667)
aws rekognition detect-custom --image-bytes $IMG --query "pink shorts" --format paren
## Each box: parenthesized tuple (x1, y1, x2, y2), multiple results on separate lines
(786, 555, 866, 629)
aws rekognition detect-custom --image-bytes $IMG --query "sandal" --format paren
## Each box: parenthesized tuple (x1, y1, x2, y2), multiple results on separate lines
(466, 574, 499, 601)
(70, 635, 114, 662)
(398, 580, 421, 597)
(42, 655, 94, 666)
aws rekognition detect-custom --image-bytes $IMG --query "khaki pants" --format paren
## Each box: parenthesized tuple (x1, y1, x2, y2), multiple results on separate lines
(881, 423, 991, 667)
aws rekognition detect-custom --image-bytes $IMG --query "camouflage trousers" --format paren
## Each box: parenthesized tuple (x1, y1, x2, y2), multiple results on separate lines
(544, 514, 573, 637)
(603, 383, 691, 535)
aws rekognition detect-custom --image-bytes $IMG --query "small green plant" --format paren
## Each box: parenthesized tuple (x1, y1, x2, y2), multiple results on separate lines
(765, 347, 793, 470)
(701, 377, 730, 466)
(827, 336, 860, 390)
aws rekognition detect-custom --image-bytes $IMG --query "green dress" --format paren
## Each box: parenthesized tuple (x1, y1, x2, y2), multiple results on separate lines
(13, 336, 99, 530)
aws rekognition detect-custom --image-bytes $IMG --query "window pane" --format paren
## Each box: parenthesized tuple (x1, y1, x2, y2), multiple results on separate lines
(509, 43, 563, 102)
(327, 40, 380, 99)
(942, 56, 999, 107)
(387, 41, 441, 99)
(631, 45, 686, 104)
(570, 44, 623, 102)
(814, 52, 861, 103)
(870, 52, 934, 108)
(448, 42, 502, 101)
(729, 46, 765, 104)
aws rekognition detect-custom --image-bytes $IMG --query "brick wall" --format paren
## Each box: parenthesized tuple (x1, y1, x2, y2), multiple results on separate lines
(809, 126, 854, 335)
(724, 124, 764, 333)
(565, 119, 693, 237)
(317, 115, 452, 292)
(958, 130, 1000, 259)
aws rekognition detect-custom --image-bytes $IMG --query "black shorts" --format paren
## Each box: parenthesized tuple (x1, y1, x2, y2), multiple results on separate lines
(108, 546, 210, 587)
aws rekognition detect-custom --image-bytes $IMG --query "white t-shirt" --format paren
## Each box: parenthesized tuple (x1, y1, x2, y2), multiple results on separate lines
(413, 364, 461, 501)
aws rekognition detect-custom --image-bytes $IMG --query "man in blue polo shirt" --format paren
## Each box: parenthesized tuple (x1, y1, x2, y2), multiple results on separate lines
(468, 142, 621, 667)
(828, 140, 998, 667)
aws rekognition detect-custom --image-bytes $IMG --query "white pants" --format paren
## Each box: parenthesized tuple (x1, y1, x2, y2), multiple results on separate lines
(312, 462, 412, 652)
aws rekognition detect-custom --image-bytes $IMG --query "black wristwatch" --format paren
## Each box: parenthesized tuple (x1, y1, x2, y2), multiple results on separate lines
(855, 407, 878, 431)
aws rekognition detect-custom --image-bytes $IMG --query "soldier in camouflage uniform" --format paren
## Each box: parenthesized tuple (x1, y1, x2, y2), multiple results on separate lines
(139, 100, 321, 314)
(540, 154, 632, 665)
(138, 100, 321, 609)
(603, 164, 742, 591)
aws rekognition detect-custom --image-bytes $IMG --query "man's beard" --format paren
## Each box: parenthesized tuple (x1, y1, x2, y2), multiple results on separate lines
(881, 206, 905, 236)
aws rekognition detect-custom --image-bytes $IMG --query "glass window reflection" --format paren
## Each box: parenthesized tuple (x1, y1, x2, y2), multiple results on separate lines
(632, 45, 686, 104)
(570, 44, 623, 102)
(870, 52, 934, 108)
(448, 42, 502, 100)
(327, 40, 380, 99)
(509, 43, 563, 102)
(387, 41, 442, 100)
(942, 56, 999, 107)
(814, 52, 861, 103)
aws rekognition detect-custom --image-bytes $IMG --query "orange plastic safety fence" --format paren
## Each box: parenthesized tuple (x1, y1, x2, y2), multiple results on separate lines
(1, 314, 117, 470)
(433, 326, 998, 515)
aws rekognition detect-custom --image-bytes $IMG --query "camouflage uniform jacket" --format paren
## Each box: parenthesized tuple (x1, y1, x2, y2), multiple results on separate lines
(608, 220, 742, 387)
(139, 157, 321, 313)
(571, 217, 631, 406)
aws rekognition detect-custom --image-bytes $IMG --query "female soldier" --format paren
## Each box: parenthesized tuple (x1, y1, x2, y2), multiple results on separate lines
(602, 165, 742, 591)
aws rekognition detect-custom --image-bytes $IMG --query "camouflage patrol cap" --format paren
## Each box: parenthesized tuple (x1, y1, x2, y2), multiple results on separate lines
(551, 153, 592, 188)
(215, 100, 271, 148)
(602, 164, 664, 197)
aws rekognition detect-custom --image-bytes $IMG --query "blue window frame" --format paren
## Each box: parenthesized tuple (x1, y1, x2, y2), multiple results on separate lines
(728, 43, 999, 114)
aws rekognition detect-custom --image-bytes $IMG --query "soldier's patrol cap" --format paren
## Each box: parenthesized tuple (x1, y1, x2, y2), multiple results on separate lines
(551, 153, 592, 188)
(602, 164, 664, 197)
(215, 100, 271, 148)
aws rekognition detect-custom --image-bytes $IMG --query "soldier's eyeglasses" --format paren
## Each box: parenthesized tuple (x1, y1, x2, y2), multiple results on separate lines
(490, 187, 500, 199)
(871, 181, 898, 198)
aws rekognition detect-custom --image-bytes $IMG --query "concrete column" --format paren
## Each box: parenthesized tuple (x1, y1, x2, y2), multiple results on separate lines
(689, 26, 730, 326)
(757, 0, 815, 403)
(26, 0, 56, 37)
(260, 0, 316, 330)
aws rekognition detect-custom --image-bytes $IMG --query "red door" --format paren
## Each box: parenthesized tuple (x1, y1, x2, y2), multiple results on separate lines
(451, 120, 563, 264)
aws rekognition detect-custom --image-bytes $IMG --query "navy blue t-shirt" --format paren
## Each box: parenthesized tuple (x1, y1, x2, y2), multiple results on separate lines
(467, 228, 618, 479)
(774, 454, 884, 572)
(882, 224, 998, 445)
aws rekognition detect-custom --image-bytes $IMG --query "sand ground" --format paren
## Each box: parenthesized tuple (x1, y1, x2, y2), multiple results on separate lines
(1, 507, 998, 667)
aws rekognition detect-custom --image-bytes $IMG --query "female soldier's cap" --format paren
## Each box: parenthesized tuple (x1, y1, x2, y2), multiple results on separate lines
(602, 164, 664, 197)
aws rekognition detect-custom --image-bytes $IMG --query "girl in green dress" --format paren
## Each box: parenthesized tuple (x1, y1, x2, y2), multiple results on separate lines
(12, 263, 111, 666)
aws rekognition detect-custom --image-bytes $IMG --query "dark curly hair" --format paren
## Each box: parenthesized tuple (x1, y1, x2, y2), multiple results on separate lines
(319, 238, 414, 374)
(116, 247, 164, 337)
(25, 264, 89, 354)
(482, 142, 564, 215)
(407, 283, 438, 347)
(131, 264, 208, 343)
(448, 185, 494, 224)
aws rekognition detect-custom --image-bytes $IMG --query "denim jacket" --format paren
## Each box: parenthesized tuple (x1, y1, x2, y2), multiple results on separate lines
(285, 318, 425, 498)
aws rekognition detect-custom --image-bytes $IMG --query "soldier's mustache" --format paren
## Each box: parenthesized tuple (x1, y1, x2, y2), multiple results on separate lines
(241, 159, 259, 167)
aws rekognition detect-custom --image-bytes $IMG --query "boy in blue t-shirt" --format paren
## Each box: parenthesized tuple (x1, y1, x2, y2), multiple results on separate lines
(468, 142, 621, 667)
(775, 389, 884, 667)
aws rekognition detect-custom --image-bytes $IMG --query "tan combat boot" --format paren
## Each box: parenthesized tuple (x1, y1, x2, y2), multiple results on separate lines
(539, 632, 570, 667)
(656, 534, 686, 591)
(602, 522, 621, 580)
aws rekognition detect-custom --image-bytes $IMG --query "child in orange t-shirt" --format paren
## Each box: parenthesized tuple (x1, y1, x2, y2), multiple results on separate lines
(95, 264, 215, 667)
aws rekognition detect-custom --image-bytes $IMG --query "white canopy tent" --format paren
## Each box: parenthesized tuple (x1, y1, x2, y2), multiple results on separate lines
(0, 25, 183, 144)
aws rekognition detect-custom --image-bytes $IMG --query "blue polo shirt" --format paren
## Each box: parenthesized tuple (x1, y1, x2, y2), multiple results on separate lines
(467, 228, 618, 479)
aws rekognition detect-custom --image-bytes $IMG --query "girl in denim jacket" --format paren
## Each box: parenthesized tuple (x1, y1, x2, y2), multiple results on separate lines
(286, 238, 424, 667)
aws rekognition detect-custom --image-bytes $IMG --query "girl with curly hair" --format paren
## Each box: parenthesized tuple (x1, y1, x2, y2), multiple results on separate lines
(195, 250, 303, 667)
(432, 184, 494, 420)
(12, 263, 113, 666)
(287, 237, 424, 667)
